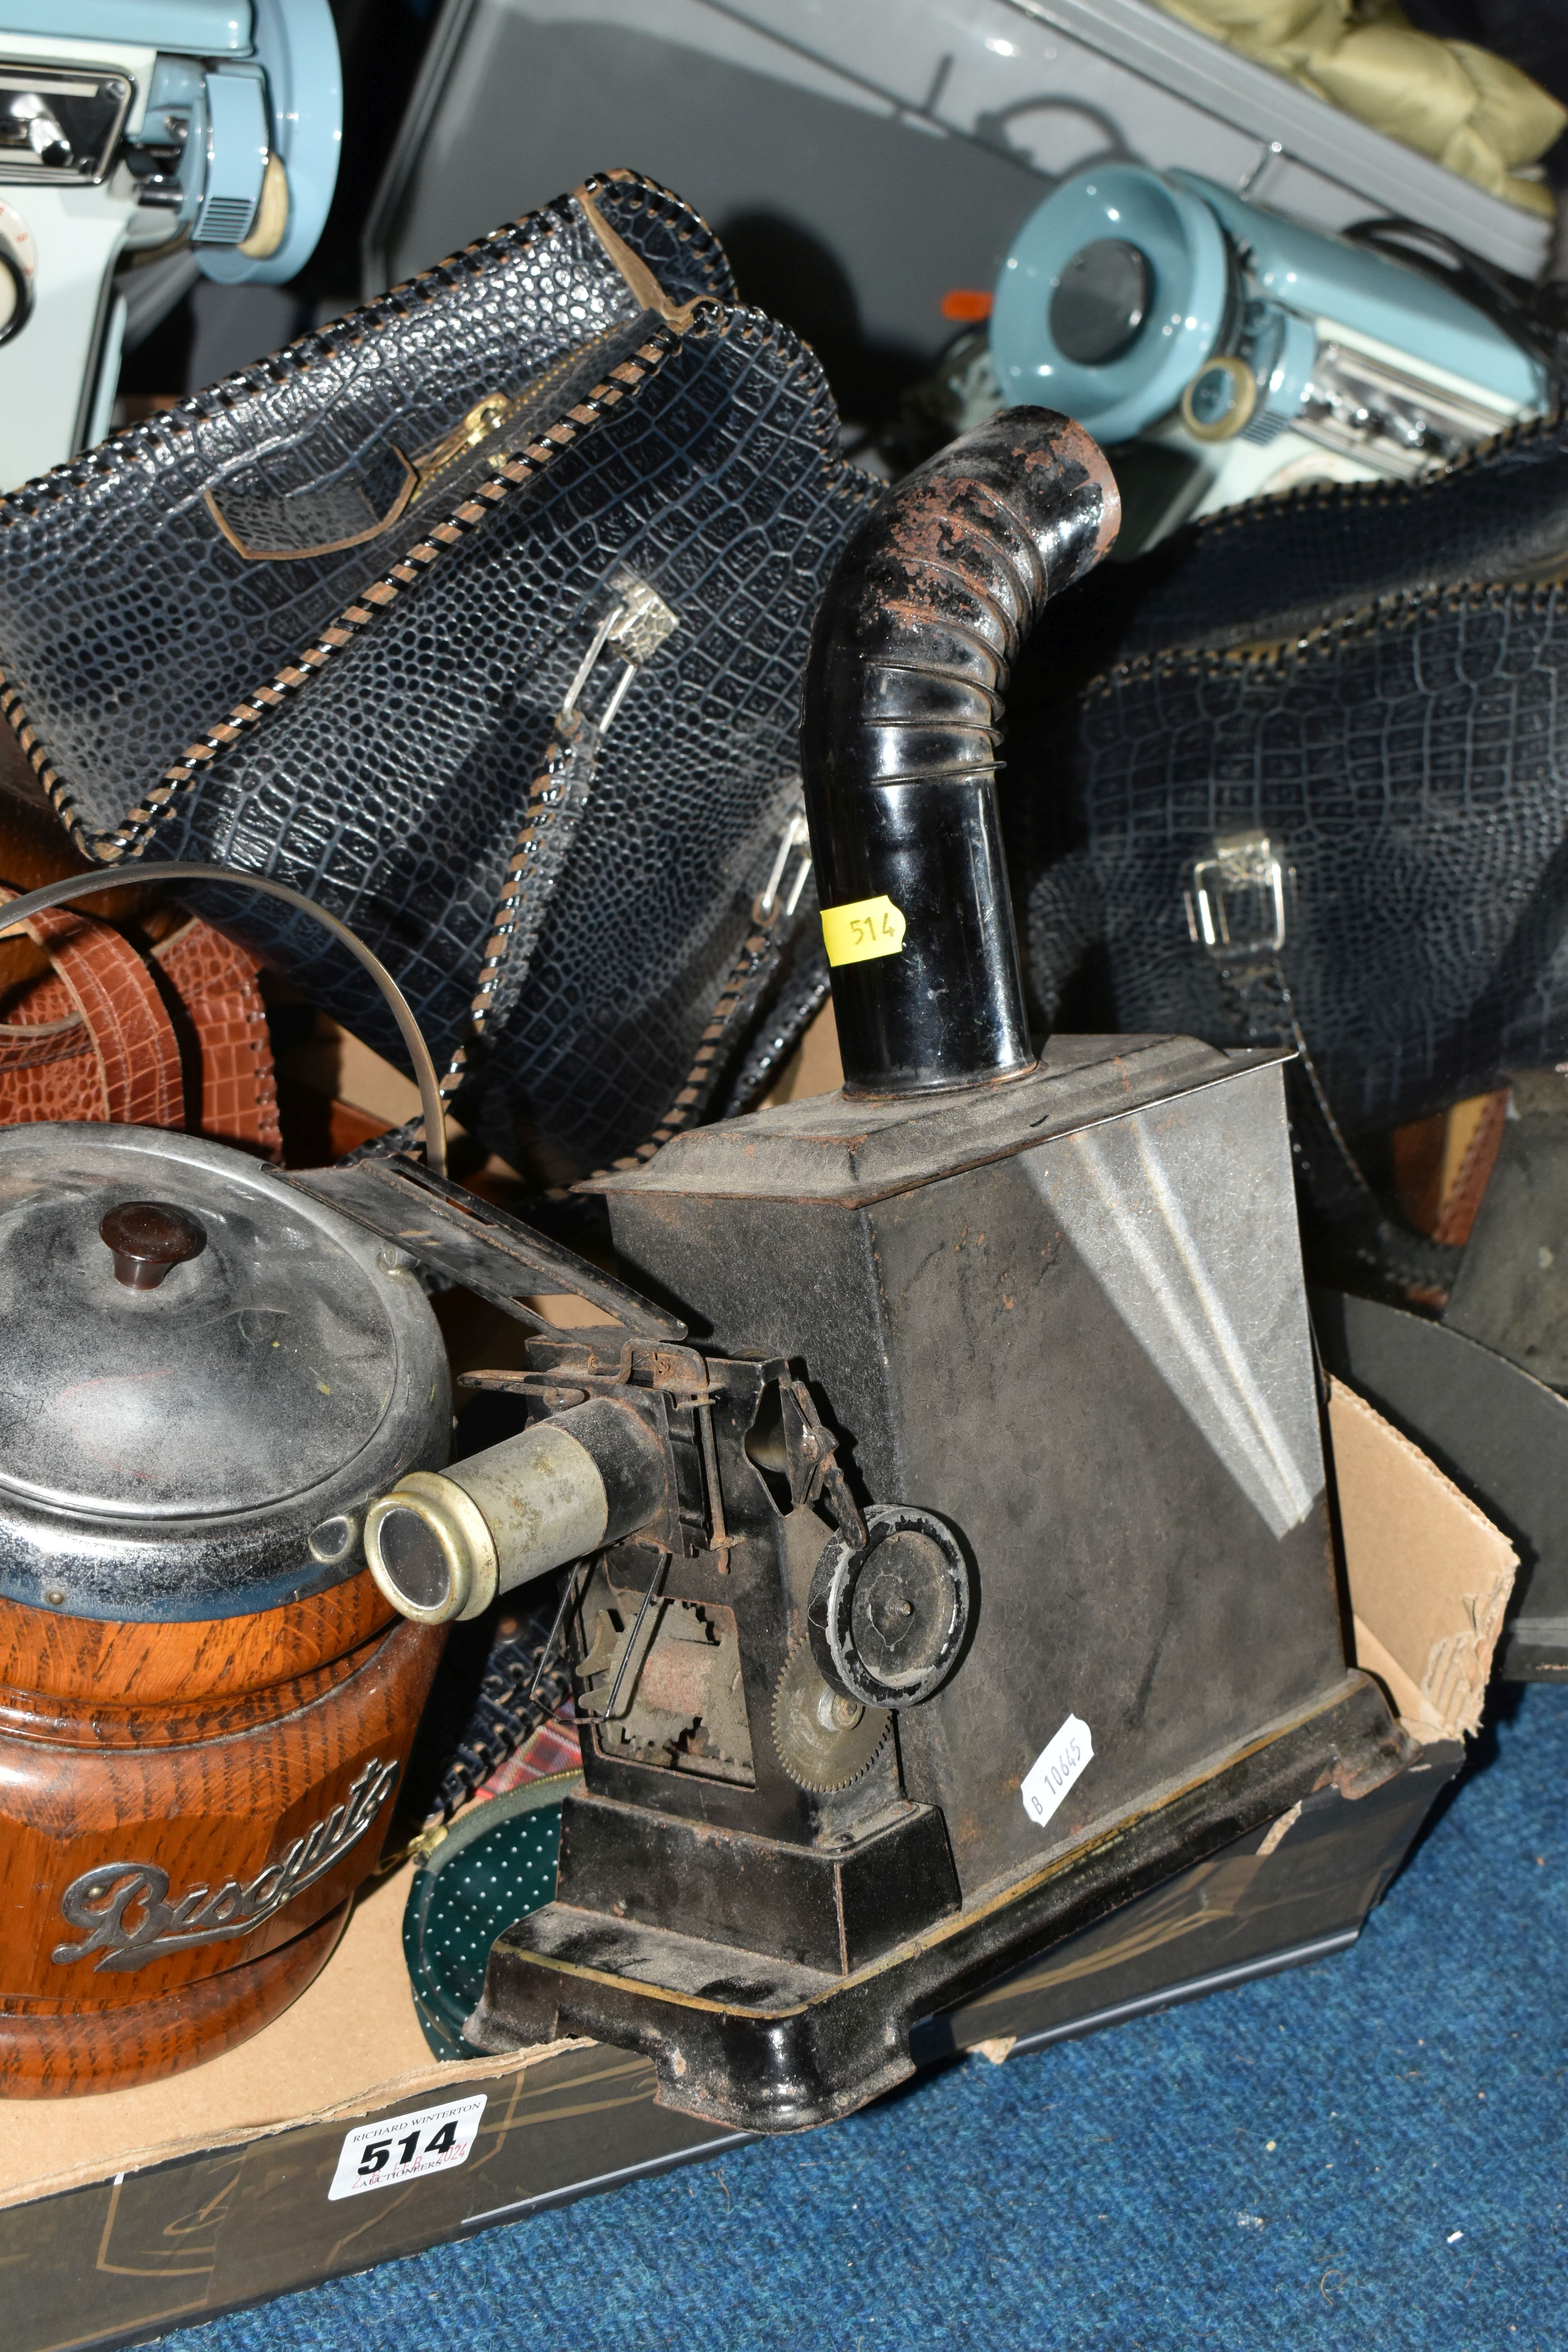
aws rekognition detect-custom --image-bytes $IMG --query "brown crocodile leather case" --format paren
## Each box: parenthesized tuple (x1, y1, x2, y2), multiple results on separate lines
(0, 895, 280, 1154)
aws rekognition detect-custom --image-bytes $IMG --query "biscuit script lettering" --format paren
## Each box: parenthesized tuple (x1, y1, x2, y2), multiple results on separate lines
(51, 1757, 397, 1973)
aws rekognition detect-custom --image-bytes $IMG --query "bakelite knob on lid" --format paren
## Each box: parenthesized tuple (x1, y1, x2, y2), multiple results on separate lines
(0, 1125, 453, 1622)
(99, 1201, 207, 1290)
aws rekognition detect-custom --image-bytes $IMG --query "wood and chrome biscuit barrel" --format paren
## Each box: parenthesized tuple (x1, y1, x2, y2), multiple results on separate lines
(0, 1123, 450, 2096)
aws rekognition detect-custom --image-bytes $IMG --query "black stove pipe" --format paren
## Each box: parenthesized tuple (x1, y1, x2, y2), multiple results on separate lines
(800, 408, 1120, 1096)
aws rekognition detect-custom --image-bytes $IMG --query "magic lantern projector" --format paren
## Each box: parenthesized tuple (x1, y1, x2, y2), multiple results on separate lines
(328, 410, 1410, 2135)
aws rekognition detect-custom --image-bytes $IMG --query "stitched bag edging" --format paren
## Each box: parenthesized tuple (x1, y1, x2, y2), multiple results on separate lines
(0, 323, 697, 864)
(0, 163, 735, 852)
(3, 302, 872, 873)
(1153, 403, 1568, 559)
(1080, 575, 1568, 702)
(0, 170, 729, 521)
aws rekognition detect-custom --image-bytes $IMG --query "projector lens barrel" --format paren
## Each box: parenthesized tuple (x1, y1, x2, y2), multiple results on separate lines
(365, 1396, 666, 1624)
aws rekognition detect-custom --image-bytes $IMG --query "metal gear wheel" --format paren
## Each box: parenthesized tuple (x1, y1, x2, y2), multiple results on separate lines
(770, 1638, 891, 1794)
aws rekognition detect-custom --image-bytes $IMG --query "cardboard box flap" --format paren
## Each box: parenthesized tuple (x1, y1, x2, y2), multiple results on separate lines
(0, 1376, 1517, 2217)
(1329, 1376, 1518, 1742)
(0, 1866, 574, 2212)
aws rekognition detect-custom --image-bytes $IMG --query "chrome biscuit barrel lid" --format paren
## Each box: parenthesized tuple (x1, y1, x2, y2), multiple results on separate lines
(0, 1124, 451, 1621)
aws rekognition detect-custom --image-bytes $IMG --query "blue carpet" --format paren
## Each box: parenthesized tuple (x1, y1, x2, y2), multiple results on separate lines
(167, 1683, 1568, 2352)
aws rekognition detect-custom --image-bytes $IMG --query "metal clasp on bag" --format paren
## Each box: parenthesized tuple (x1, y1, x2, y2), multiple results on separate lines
(558, 570, 679, 739)
(756, 805, 812, 927)
(1184, 831, 1287, 959)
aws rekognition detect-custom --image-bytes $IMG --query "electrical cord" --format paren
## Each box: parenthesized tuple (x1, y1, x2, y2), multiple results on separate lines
(1342, 216, 1568, 397)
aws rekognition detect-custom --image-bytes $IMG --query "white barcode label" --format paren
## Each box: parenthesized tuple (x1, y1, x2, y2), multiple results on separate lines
(328, 2094, 487, 2201)
(1021, 1714, 1094, 1829)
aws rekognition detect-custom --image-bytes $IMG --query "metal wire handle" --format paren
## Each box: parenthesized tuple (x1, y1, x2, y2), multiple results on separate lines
(0, 862, 448, 1177)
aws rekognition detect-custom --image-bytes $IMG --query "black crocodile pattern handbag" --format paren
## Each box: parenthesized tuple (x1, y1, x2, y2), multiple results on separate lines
(0, 171, 875, 1182)
(1018, 411, 1568, 1174)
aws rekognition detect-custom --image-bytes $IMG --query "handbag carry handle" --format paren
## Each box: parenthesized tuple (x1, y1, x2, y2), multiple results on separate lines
(0, 863, 448, 1177)
(0, 882, 185, 1131)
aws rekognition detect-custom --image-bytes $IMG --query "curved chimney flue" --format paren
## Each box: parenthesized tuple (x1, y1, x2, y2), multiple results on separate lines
(800, 408, 1120, 1096)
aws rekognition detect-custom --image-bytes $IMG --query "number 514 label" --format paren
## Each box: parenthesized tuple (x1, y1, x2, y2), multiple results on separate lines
(328, 2094, 487, 2201)
(820, 893, 907, 967)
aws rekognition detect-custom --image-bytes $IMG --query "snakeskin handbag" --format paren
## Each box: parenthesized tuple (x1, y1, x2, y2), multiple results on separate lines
(0, 171, 878, 1185)
(1014, 412, 1568, 1283)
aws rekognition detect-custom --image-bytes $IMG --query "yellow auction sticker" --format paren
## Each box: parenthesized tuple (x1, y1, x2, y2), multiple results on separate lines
(821, 894, 906, 966)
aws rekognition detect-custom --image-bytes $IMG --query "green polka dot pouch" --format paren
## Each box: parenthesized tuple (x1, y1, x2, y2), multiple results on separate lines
(402, 1771, 582, 2060)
